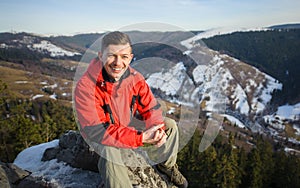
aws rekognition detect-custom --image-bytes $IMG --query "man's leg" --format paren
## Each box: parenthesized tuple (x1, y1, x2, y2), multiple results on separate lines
(143, 117, 179, 165)
(161, 117, 179, 167)
(156, 117, 188, 188)
(98, 146, 132, 188)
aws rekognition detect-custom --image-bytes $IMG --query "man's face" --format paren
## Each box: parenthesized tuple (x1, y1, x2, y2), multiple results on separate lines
(99, 43, 133, 81)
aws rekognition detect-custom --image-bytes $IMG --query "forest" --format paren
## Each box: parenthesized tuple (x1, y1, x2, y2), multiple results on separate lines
(178, 129, 300, 187)
(0, 79, 76, 162)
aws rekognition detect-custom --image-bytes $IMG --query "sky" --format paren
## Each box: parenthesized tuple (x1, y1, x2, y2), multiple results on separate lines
(0, 0, 299, 36)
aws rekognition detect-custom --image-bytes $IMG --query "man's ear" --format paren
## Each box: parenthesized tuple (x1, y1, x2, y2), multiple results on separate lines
(130, 53, 134, 62)
(98, 52, 102, 61)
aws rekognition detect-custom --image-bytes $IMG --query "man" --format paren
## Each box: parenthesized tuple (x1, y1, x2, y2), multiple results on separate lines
(74, 31, 188, 188)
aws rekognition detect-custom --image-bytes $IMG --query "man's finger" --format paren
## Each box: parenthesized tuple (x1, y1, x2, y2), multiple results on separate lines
(153, 130, 159, 140)
(152, 123, 164, 131)
(153, 129, 164, 141)
(156, 134, 167, 147)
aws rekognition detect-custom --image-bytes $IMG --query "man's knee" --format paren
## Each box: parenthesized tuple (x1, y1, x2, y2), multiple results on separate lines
(164, 117, 179, 139)
(164, 117, 177, 130)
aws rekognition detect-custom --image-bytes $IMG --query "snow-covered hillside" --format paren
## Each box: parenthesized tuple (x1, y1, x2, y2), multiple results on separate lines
(180, 27, 269, 49)
(0, 34, 81, 57)
(146, 47, 282, 125)
(264, 102, 300, 134)
(31, 40, 81, 57)
(144, 30, 300, 146)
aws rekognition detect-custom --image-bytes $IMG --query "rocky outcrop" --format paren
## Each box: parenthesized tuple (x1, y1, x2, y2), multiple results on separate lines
(4, 130, 177, 187)
(0, 161, 56, 188)
(0, 162, 28, 188)
(42, 130, 176, 188)
(42, 131, 99, 172)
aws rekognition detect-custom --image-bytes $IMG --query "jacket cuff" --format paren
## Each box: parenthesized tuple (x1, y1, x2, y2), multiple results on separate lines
(136, 130, 144, 147)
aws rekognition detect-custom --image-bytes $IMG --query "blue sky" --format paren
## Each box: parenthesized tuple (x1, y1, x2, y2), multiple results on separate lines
(0, 0, 299, 35)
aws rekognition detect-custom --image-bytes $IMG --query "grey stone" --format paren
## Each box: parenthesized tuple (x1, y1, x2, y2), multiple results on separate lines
(0, 162, 31, 186)
(42, 130, 177, 187)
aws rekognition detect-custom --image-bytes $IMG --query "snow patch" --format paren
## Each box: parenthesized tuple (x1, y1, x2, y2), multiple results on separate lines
(263, 102, 300, 131)
(181, 27, 269, 49)
(146, 62, 187, 96)
(43, 83, 58, 89)
(293, 125, 300, 136)
(14, 140, 59, 171)
(32, 94, 44, 100)
(284, 147, 300, 154)
(192, 65, 207, 83)
(31, 40, 81, 57)
(15, 81, 30, 84)
(277, 103, 300, 121)
(167, 107, 176, 114)
(222, 114, 246, 128)
(50, 93, 57, 100)
(14, 140, 101, 187)
(40, 81, 48, 85)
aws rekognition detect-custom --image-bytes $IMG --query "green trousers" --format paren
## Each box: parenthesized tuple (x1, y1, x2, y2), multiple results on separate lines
(97, 117, 179, 188)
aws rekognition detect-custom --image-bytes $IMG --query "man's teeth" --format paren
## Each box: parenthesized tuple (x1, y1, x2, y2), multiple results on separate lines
(112, 68, 122, 71)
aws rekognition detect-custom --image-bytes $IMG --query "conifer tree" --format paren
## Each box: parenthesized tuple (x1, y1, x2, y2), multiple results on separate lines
(248, 148, 263, 188)
(213, 133, 241, 188)
(14, 114, 42, 150)
(41, 114, 57, 142)
(198, 146, 218, 187)
(256, 137, 274, 187)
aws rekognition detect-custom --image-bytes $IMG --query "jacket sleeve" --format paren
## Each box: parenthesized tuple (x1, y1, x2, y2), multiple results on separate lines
(74, 73, 143, 148)
(134, 79, 165, 129)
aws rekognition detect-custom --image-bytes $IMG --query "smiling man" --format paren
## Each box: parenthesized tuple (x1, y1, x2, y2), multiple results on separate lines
(74, 31, 188, 188)
(100, 38, 133, 81)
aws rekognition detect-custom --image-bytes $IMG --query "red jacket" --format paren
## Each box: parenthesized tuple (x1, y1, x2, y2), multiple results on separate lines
(74, 58, 164, 148)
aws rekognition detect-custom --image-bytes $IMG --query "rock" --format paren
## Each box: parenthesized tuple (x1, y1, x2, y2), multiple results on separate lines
(0, 162, 26, 188)
(0, 161, 30, 187)
(43, 130, 177, 188)
(119, 149, 172, 188)
(0, 164, 10, 188)
(16, 176, 56, 188)
(0, 161, 55, 188)
(42, 130, 99, 172)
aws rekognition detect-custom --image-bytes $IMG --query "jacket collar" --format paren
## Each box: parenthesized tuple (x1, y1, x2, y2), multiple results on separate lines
(102, 66, 131, 83)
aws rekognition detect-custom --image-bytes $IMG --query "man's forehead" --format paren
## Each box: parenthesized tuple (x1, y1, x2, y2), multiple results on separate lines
(105, 43, 132, 54)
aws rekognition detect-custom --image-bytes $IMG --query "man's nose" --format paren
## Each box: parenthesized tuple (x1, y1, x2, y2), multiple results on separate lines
(113, 56, 122, 65)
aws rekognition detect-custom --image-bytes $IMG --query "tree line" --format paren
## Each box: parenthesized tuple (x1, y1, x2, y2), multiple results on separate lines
(177, 129, 300, 188)
(0, 80, 76, 162)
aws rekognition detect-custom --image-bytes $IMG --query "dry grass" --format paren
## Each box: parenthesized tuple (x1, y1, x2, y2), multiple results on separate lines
(41, 58, 79, 69)
(285, 123, 300, 141)
(0, 64, 73, 104)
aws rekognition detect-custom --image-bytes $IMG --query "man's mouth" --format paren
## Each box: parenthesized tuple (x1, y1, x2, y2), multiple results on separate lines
(111, 67, 124, 73)
(112, 67, 123, 71)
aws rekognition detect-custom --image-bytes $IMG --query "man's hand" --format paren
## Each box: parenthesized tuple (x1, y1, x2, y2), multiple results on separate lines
(142, 124, 167, 147)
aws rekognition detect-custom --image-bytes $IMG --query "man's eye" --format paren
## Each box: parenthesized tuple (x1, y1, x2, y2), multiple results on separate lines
(107, 54, 115, 59)
(122, 56, 129, 59)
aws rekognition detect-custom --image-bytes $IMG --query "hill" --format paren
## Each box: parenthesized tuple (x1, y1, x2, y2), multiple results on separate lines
(202, 29, 300, 104)
(269, 23, 300, 29)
